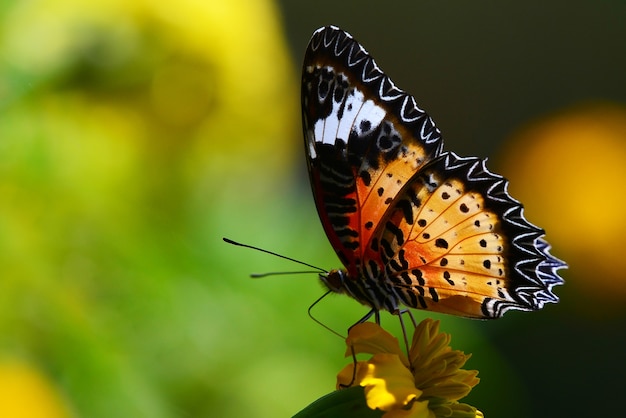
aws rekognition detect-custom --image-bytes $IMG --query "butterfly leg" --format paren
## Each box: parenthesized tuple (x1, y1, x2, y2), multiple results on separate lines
(396, 309, 414, 370)
(351, 308, 378, 328)
(348, 308, 380, 332)
(346, 308, 378, 339)
(405, 309, 418, 328)
(341, 308, 380, 388)
(339, 343, 359, 388)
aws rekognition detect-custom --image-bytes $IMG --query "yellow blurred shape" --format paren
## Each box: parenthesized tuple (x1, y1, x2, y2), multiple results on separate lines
(0, 360, 72, 418)
(500, 103, 626, 301)
(1, 0, 297, 190)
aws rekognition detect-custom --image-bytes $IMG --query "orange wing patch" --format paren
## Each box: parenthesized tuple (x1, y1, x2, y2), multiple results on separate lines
(355, 133, 433, 254)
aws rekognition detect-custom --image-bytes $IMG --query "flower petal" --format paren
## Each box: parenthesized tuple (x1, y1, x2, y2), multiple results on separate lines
(345, 323, 409, 365)
(429, 401, 483, 418)
(360, 354, 422, 411)
(337, 360, 370, 389)
(383, 398, 433, 418)
(407, 318, 480, 404)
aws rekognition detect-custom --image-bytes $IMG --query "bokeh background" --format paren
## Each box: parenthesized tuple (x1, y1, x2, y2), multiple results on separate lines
(1, 0, 625, 417)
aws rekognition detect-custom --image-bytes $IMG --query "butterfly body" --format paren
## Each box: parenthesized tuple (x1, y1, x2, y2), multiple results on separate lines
(302, 26, 565, 319)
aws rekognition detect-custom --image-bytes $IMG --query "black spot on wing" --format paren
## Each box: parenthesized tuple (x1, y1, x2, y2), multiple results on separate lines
(429, 287, 439, 302)
(359, 170, 372, 186)
(435, 238, 448, 249)
(397, 199, 414, 225)
(385, 221, 404, 245)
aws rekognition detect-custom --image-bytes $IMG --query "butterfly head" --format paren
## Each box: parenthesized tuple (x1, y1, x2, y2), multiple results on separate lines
(320, 269, 349, 295)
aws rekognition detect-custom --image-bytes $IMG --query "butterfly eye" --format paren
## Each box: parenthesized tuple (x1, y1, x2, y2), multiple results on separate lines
(322, 270, 347, 293)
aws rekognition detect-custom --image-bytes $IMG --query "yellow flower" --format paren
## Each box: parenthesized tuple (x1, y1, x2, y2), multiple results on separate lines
(337, 320, 482, 418)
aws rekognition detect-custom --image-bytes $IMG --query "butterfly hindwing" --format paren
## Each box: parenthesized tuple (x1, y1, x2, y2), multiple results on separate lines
(373, 152, 562, 318)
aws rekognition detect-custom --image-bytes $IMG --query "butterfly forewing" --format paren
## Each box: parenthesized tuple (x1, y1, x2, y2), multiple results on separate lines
(302, 26, 443, 277)
(302, 26, 565, 318)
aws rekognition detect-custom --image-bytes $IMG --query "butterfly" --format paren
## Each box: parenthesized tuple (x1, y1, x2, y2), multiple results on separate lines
(301, 26, 565, 319)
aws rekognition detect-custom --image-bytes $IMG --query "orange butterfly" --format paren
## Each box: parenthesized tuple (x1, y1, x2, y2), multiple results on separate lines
(302, 26, 565, 319)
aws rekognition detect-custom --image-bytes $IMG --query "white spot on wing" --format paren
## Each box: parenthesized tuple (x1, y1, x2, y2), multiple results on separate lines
(309, 76, 385, 147)
(354, 99, 386, 136)
(307, 130, 317, 159)
(335, 89, 364, 142)
(321, 105, 340, 145)
(314, 119, 326, 145)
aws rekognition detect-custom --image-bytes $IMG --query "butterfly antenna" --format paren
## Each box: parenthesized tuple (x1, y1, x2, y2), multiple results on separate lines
(225, 237, 349, 338)
(222, 237, 328, 274)
(250, 271, 324, 278)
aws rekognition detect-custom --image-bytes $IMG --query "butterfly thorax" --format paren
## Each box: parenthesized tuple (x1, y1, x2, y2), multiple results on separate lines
(321, 267, 401, 312)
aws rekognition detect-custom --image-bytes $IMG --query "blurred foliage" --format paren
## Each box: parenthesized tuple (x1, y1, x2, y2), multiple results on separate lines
(0, 0, 309, 416)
